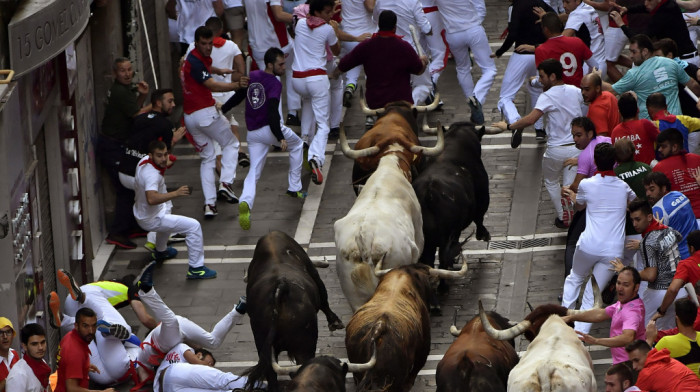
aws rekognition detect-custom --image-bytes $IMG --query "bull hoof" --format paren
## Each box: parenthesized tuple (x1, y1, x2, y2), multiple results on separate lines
(476, 226, 491, 242)
(430, 304, 442, 316)
(328, 318, 345, 331)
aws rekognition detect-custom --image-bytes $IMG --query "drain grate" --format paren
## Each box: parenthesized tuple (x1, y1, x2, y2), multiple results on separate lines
(521, 238, 551, 248)
(488, 240, 518, 250)
(487, 237, 553, 250)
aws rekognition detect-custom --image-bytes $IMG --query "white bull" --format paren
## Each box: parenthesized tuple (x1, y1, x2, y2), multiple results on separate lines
(334, 147, 424, 312)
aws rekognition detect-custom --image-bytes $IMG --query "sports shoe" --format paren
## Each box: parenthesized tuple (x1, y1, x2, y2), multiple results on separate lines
(152, 247, 178, 262)
(309, 159, 323, 185)
(143, 242, 155, 252)
(218, 182, 239, 204)
(343, 83, 356, 108)
(235, 296, 247, 314)
(238, 152, 250, 168)
(48, 292, 61, 329)
(554, 217, 569, 229)
(57, 269, 83, 302)
(328, 127, 340, 140)
(204, 204, 218, 219)
(97, 320, 130, 340)
(468, 96, 484, 125)
(135, 260, 156, 291)
(365, 116, 375, 129)
(561, 197, 575, 227)
(106, 233, 137, 250)
(510, 128, 523, 149)
(286, 190, 307, 199)
(535, 129, 546, 142)
(239, 201, 251, 230)
(168, 233, 187, 243)
(285, 113, 301, 126)
(187, 266, 217, 280)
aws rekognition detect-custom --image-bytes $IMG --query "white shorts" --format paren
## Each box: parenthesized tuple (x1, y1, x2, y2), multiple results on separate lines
(605, 27, 628, 62)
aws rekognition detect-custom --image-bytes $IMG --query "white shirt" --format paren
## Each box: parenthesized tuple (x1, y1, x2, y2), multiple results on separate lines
(243, 0, 292, 52)
(292, 21, 338, 72)
(534, 84, 584, 147)
(565, 2, 605, 62)
(186, 39, 242, 101)
(374, 0, 432, 45)
(1, 349, 16, 371)
(421, 0, 437, 7)
(576, 174, 637, 256)
(133, 156, 167, 221)
(176, 0, 217, 44)
(341, 0, 377, 36)
(223, 0, 242, 8)
(6, 358, 49, 392)
(154, 343, 194, 392)
(434, 0, 485, 34)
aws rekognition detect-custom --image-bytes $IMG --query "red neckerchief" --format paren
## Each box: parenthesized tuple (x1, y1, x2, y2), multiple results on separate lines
(139, 158, 166, 176)
(213, 37, 227, 48)
(642, 219, 669, 236)
(306, 15, 326, 29)
(650, 0, 669, 15)
(24, 354, 51, 388)
(372, 30, 404, 39)
(595, 170, 617, 177)
(651, 109, 677, 123)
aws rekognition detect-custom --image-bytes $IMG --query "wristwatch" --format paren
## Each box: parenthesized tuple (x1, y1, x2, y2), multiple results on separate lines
(657, 307, 666, 316)
(506, 123, 511, 131)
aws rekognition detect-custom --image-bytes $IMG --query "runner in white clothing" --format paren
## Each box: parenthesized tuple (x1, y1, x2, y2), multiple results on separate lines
(154, 344, 214, 392)
(175, 0, 222, 53)
(420, 0, 448, 87)
(434, 0, 497, 124)
(563, 0, 606, 77)
(340, 0, 377, 106)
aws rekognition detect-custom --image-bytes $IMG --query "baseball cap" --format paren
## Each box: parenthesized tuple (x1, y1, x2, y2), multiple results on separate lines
(0, 317, 15, 338)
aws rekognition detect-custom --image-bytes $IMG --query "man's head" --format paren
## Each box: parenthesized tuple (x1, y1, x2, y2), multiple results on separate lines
(617, 92, 639, 120)
(541, 12, 564, 37)
(644, 0, 663, 13)
(688, 230, 700, 254)
(264, 47, 286, 77)
(75, 307, 97, 344)
(604, 363, 635, 392)
(571, 117, 597, 150)
(653, 38, 679, 59)
(617, 266, 641, 304)
(204, 16, 224, 36)
(625, 340, 652, 371)
(675, 297, 698, 328)
(195, 348, 216, 366)
(378, 10, 398, 32)
(148, 140, 169, 169)
(656, 128, 684, 159)
(113, 57, 134, 85)
(537, 59, 563, 91)
(194, 26, 215, 58)
(614, 138, 636, 163)
(646, 92, 668, 119)
(593, 142, 615, 171)
(20, 323, 46, 360)
(628, 198, 653, 234)
(0, 317, 15, 353)
(580, 73, 602, 104)
(151, 89, 176, 115)
(643, 171, 671, 204)
(310, 0, 336, 21)
(562, 0, 582, 13)
(629, 35, 653, 66)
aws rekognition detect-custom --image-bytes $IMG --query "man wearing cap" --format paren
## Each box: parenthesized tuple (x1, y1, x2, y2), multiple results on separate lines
(0, 317, 18, 392)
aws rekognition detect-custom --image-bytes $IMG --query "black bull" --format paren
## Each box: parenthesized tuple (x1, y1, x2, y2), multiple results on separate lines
(242, 231, 345, 391)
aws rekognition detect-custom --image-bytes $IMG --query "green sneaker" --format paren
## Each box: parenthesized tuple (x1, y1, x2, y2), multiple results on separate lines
(286, 190, 307, 199)
(239, 201, 251, 230)
(143, 242, 155, 252)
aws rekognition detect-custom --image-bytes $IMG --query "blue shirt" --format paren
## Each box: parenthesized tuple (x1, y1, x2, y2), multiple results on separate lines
(652, 191, 699, 258)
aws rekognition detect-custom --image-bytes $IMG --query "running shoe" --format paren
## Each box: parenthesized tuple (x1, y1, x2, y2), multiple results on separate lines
(328, 127, 340, 140)
(143, 242, 156, 252)
(235, 296, 247, 314)
(217, 182, 239, 204)
(48, 292, 61, 329)
(238, 152, 250, 168)
(187, 266, 217, 280)
(57, 269, 83, 302)
(239, 202, 251, 230)
(343, 83, 356, 108)
(285, 113, 301, 126)
(204, 204, 218, 219)
(535, 129, 546, 142)
(286, 190, 307, 199)
(511, 128, 523, 149)
(152, 247, 178, 262)
(554, 217, 569, 229)
(135, 260, 156, 291)
(97, 320, 130, 340)
(365, 116, 375, 129)
(168, 233, 187, 243)
(468, 96, 484, 125)
(561, 197, 575, 227)
(309, 159, 323, 185)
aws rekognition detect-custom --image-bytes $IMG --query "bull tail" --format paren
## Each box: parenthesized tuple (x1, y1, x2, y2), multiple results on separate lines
(242, 280, 289, 391)
(356, 320, 390, 392)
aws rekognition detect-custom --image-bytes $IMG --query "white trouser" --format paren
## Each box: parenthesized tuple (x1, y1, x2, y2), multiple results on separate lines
(411, 68, 433, 104)
(444, 25, 497, 105)
(137, 288, 243, 368)
(64, 286, 131, 333)
(688, 132, 700, 155)
(424, 10, 448, 84)
(88, 334, 131, 385)
(341, 40, 363, 87)
(642, 287, 687, 330)
(240, 124, 304, 209)
(563, 246, 620, 334)
(119, 173, 136, 190)
(137, 214, 204, 268)
(542, 144, 580, 220)
(292, 75, 331, 167)
(252, 45, 302, 112)
(328, 59, 343, 129)
(497, 53, 544, 129)
(162, 363, 248, 392)
(184, 106, 239, 205)
(605, 27, 628, 62)
(622, 234, 642, 266)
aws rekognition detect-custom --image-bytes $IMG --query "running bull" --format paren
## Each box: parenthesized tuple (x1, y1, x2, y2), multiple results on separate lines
(242, 231, 345, 391)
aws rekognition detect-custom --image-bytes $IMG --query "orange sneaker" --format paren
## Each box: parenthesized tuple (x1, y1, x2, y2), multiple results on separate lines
(57, 269, 83, 302)
(47, 292, 61, 329)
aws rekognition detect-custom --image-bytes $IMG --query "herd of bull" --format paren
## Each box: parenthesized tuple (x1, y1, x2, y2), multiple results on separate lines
(238, 102, 605, 391)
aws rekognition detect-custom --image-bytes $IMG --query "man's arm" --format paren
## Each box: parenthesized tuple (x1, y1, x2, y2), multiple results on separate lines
(684, 77, 700, 99)
(583, 0, 612, 11)
(639, 267, 658, 282)
(568, 173, 587, 193)
(364, 0, 375, 12)
(145, 186, 190, 206)
(183, 350, 211, 365)
(271, 4, 294, 24)
(130, 300, 158, 329)
(492, 109, 545, 132)
(679, 0, 700, 12)
(212, 0, 224, 16)
(231, 54, 245, 82)
(202, 76, 249, 93)
(563, 308, 610, 323)
(578, 329, 636, 348)
(652, 278, 685, 320)
(266, 98, 286, 144)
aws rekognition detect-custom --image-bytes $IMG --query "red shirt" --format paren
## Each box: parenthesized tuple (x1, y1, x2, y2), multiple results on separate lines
(535, 35, 592, 87)
(587, 91, 619, 136)
(636, 348, 700, 391)
(55, 330, 91, 392)
(610, 119, 660, 165)
(180, 48, 216, 114)
(674, 252, 700, 285)
(653, 153, 700, 217)
(0, 348, 18, 381)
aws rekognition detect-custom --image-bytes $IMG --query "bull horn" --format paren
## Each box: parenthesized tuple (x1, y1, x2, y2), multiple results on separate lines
(413, 93, 441, 113)
(271, 349, 302, 375)
(566, 275, 603, 315)
(346, 340, 377, 373)
(685, 283, 700, 306)
(479, 300, 531, 341)
(482, 125, 505, 135)
(243, 267, 248, 283)
(339, 123, 380, 159)
(428, 252, 468, 279)
(372, 255, 390, 277)
(312, 256, 329, 268)
(449, 307, 461, 337)
(360, 86, 384, 116)
(422, 116, 438, 135)
(410, 122, 445, 157)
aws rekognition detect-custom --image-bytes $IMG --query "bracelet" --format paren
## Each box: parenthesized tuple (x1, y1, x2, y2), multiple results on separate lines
(657, 307, 666, 316)
(506, 123, 511, 131)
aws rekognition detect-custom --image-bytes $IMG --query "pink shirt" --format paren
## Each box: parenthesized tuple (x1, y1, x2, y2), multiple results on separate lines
(577, 135, 611, 177)
(605, 297, 646, 364)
